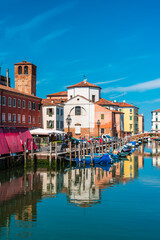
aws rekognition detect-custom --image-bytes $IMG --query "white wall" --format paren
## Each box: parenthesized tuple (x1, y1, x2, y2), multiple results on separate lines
(67, 87, 100, 102)
(64, 96, 95, 129)
(152, 112, 160, 132)
(42, 105, 64, 130)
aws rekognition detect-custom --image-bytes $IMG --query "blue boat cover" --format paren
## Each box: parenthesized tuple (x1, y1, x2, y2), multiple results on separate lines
(75, 154, 111, 165)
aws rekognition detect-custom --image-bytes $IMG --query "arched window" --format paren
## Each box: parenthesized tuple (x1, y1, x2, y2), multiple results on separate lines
(75, 106, 81, 115)
(18, 66, 22, 74)
(24, 66, 28, 74)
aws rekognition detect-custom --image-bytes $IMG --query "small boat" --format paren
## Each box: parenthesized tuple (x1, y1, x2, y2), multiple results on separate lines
(65, 154, 112, 165)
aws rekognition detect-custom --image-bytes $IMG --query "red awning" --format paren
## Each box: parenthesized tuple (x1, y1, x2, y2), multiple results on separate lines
(0, 128, 10, 155)
(3, 128, 24, 153)
(18, 128, 37, 150)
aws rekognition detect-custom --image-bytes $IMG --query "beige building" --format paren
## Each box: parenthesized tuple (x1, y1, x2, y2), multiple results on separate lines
(138, 114, 144, 133)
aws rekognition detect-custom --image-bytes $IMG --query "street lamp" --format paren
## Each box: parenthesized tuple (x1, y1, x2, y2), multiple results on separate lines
(66, 114, 72, 140)
(97, 120, 101, 138)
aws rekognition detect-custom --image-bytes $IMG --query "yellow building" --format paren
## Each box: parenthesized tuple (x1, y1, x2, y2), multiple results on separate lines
(123, 155, 138, 179)
(118, 101, 139, 135)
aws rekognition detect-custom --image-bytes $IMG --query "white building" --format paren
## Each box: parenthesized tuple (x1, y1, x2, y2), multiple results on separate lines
(42, 99, 64, 131)
(151, 109, 160, 132)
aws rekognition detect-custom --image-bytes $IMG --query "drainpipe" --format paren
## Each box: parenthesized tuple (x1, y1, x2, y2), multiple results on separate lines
(6, 69, 9, 87)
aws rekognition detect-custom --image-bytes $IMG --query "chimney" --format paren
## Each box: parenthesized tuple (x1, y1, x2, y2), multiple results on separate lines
(123, 100, 125, 103)
(6, 69, 9, 87)
(113, 100, 117, 103)
(131, 103, 133, 105)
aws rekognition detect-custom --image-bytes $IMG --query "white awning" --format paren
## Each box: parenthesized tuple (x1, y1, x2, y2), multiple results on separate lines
(30, 128, 66, 136)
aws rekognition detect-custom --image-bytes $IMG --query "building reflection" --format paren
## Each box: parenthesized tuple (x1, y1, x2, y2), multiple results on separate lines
(151, 141, 160, 168)
(0, 155, 140, 236)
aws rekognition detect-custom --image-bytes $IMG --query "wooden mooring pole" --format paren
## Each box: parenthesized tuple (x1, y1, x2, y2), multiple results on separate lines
(24, 142, 27, 169)
(49, 141, 52, 166)
(69, 141, 72, 165)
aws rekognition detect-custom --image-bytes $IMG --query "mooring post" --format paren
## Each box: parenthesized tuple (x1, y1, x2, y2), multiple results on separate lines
(78, 143, 81, 168)
(24, 142, 27, 169)
(75, 143, 77, 158)
(69, 141, 72, 165)
(49, 141, 52, 166)
(31, 141, 34, 167)
(83, 142, 85, 159)
(109, 143, 110, 152)
(105, 141, 107, 153)
(102, 141, 104, 155)
(91, 141, 93, 164)
(86, 142, 88, 155)
(112, 142, 114, 152)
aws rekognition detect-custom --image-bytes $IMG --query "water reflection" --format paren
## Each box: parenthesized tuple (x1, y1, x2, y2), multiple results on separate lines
(0, 153, 142, 236)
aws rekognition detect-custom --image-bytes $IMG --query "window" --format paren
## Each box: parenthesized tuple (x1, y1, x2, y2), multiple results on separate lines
(130, 116, 132, 120)
(22, 115, 25, 123)
(156, 125, 158, 129)
(75, 106, 81, 115)
(24, 66, 28, 74)
(38, 117, 40, 124)
(13, 114, 16, 123)
(60, 121, 63, 129)
(130, 108, 132, 113)
(92, 95, 95, 102)
(38, 103, 41, 110)
(33, 116, 35, 124)
(75, 125, 81, 134)
(18, 66, 22, 74)
(13, 98, 16, 107)
(101, 114, 104, 120)
(119, 108, 122, 112)
(8, 113, 11, 122)
(18, 99, 21, 108)
(18, 114, 21, 123)
(8, 97, 11, 107)
(23, 100, 25, 109)
(29, 101, 31, 110)
(56, 120, 59, 129)
(101, 128, 104, 134)
(47, 120, 54, 128)
(2, 96, 6, 106)
(29, 116, 31, 123)
(32, 102, 36, 110)
(156, 112, 158, 115)
(70, 95, 72, 99)
(47, 108, 53, 116)
(2, 113, 5, 122)
(130, 124, 132, 130)
(61, 109, 63, 115)
(57, 108, 59, 115)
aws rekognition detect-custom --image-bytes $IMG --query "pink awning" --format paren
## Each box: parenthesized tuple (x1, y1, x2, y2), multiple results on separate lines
(18, 128, 37, 150)
(0, 128, 10, 155)
(3, 128, 24, 153)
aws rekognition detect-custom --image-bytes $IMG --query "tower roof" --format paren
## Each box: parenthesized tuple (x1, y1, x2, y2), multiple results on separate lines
(67, 80, 101, 89)
(14, 60, 36, 66)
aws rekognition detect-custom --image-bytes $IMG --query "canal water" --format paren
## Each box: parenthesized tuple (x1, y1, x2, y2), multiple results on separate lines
(0, 143, 160, 240)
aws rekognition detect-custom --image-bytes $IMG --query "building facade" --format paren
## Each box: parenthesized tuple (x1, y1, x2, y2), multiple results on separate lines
(151, 109, 160, 132)
(42, 99, 64, 131)
(0, 60, 42, 129)
(118, 101, 139, 135)
(138, 114, 144, 133)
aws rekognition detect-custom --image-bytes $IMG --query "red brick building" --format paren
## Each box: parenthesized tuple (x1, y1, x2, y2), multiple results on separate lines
(0, 61, 42, 129)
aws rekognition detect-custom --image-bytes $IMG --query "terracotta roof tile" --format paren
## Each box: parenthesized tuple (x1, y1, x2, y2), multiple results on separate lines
(118, 102, 138, 108)
(152, 109, 160, 112)
(42, 99, 65, 106)
(96, 98, 119, 106)
(0, 84, 41, 99)
(14, 60, 36, 66)
(47, 91, 67, 97)
(67, 80, 101, 89)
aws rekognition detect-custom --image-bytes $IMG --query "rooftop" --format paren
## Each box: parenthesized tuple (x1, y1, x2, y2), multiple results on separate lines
(67, 80, 101, 89)
(96, 98, 119, 106)
(42, 99, 65, 106)
(152, 109, 160, 112)
(118, 102, 138, 108)
(14, 60, 36, 66)
(0, 84, 41, 99)
(47, 91, 67, 97)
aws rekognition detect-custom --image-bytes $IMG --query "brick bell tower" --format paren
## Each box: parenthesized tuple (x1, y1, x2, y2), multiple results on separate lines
(14, 60, 37, 96)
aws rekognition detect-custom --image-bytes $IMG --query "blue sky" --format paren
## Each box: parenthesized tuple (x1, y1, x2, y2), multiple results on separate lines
(1, 0, 160, 130)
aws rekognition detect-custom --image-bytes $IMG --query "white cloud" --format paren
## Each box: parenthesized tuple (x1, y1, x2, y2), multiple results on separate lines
(93, 77, 126, 85)
(109, 92, 127, 99)
(102, 78, 160, 93)
(37, 28, 70, 44)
